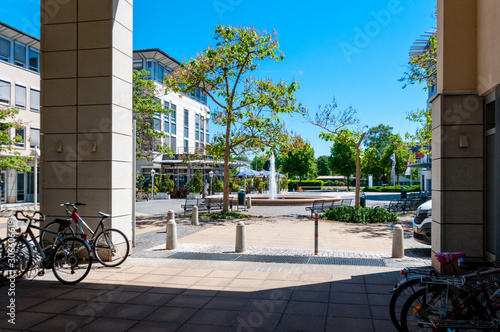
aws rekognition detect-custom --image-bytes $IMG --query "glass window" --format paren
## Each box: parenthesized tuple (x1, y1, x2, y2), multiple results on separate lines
(146, 61, 156, 80)
(184, 139, 188, 153)
(30, 127, 40, 148)
(29, 49, 39, 72)
(158, 64, 164, 83)
(201, 92, 207, 105)
(171, 123, 176, 135)
(207, 134, 210, 143)
(184, 109, 189, 126)
(165, 67, 172, 77)
(15, 127, 25, 147)
(153, 118, 161, 131)
(200, 132, 204, 142)
(171, 136, 177, 152)
(15, 85, 26, 109)
(0, 80, 10, 105)
(30, 89, 40, 112)
(200, 117, 204, 131)
(133, 60, 143, 71)
(486, 101, 495, 131)
(163, 120, 169, 133)
(14, 43, 26, 67)
(195, 88, 200, 101)
(195, 130, 199, 141)
(0, 37, 10, 62)
(184, 127, 188, 138)
(206, 119, 209, 132)
(171, 104, 176, 122)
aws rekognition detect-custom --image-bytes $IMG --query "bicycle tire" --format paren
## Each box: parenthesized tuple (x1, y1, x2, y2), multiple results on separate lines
(0, 236, 33, 280)
(401, 285, 489, 332)
(40, 220, 75, 252)
(390, 277, 427, 331)
(51, 237, 92, 285)
(93, 228, 130, 267)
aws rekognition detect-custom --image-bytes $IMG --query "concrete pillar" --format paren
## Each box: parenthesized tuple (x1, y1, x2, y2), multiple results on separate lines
(191, 205, 199, 225)
(166, 219, 177, 250)
(40, 0, 134, 237)
(432, 0, 483, 270)
(246, 196, 251, 209)
(235, 221, 246, 253)
(392, 224, 404, 258)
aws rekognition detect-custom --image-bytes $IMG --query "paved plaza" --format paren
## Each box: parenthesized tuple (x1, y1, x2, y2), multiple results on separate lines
(0, 194, 430, 331)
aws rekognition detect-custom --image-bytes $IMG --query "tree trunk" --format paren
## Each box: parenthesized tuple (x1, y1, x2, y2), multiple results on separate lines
(222, 119, 232, 211)
(355, 145, 361, 207)
(346, 175, 350, 191)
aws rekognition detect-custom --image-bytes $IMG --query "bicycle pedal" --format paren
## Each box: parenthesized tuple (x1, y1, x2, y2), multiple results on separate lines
(37, 270, 45, 277)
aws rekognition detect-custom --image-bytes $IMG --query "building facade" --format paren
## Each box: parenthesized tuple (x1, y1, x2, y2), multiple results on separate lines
(432, 0, 500, 269)
(0, 21, 40, 203)
(133, 49, 223, 189)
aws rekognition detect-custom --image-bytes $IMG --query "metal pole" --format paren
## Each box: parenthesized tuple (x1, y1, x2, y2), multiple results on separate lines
(210, 177, 213, 196)
(314, 212, 319, 255)
(34, 154, 38, 210)
(132, 119, 136, 248)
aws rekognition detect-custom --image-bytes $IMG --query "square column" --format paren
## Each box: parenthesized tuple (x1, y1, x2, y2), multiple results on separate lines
(40, 0, 133, 237)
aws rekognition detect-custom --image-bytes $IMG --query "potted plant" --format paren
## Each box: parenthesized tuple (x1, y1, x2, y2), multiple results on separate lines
(187, 170, 204, 198)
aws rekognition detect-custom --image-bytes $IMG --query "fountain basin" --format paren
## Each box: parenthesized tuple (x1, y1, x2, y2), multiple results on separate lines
(207, 194, 341, 206)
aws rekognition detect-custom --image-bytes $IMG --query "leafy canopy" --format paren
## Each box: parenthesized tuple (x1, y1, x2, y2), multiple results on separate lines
(133, 69, 172, 160)
(0, 107, 31, 172)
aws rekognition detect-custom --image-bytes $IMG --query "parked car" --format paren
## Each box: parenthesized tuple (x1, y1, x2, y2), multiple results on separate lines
(413, 200, 432, 245)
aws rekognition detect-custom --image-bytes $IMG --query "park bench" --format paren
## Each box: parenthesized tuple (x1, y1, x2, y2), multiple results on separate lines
(182, 197, 234, 215)
(388, 197, 421, 214)
(305, 199, 334, 217)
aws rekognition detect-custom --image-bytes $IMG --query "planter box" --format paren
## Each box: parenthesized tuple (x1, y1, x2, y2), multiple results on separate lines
(154, 193, 170, 199)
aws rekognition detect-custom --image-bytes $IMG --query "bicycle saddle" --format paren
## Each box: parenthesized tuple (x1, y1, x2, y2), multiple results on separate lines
(458, 258, 495, 271)
(98, 212, 111, 218)
(435, 252, 466, 264)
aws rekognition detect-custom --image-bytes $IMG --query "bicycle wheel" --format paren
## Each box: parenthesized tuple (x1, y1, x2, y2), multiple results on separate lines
(51, 237, 92, 285)
(390, 277, 427, 330)
(0, 236, 33, 280)
(40, 220, 75, 252)
(93, 228, 130, 267)
(401, 285, 489, 332)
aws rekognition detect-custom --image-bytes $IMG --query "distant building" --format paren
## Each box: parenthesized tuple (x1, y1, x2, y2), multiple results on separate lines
(0, 21, 40, 203)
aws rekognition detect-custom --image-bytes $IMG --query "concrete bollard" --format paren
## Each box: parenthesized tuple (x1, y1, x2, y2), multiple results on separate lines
(166, 219, 177, 250)
(235, 221, 246, 253)
(191, 206, 199, 226)
(167, 210, 175, 222)
(246, 196, 252, 209)
(392, 224, 404, 258)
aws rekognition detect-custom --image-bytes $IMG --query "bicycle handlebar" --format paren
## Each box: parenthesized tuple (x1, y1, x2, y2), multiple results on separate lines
(15, 210, 45, 223)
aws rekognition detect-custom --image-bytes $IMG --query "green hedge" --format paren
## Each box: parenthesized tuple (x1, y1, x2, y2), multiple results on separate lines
(324, 180, 345, 186)
(322, 206, 398, 223)
(363, 185, 420, 192)
(288, 180, 324, 191)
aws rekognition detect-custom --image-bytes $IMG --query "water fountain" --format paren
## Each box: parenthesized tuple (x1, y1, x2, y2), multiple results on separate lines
(268, 153, 277, 199)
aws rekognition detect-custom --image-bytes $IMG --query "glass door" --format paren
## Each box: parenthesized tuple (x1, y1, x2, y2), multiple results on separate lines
(16, 171, 25, 202)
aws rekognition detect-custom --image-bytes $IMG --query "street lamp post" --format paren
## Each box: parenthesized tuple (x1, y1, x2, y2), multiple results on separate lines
(296, 175, 299, 192)
(31, 146, 40, 210)
(150, 169, 156, 200)
(209, 170, 214, 196)
(260, 171, 264, 193)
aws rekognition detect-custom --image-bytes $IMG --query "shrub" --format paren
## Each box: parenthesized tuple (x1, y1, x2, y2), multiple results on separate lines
(187, 170, 204, 193)
(136, 173, 145, 189)
(230, 177, 240, 192)
(201, 210, 250, 219)
(288, 180, 324, 190)
(160, 175, 174, 193)
(363, 185, 420, 192)
(210, 176, 223, 193)
(280, 177, 288, 191)
(322, 206, 398, 223)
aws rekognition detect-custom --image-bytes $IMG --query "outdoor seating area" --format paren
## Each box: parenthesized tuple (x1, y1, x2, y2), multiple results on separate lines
(387, 193, 429, 214)
(181, 197, 233, 215)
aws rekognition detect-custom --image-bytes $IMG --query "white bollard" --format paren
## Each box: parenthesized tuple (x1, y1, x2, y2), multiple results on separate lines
(166, 219, 177, 250)
(235, 221, 246, 253)
(246, 196, 252, 209)
(167, 210, 175, 222)
(392, 224, 404, 258)
(191, 206, 199, 226)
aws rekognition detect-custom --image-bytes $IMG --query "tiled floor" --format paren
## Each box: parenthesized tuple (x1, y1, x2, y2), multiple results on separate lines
(0, 262, 400, 331)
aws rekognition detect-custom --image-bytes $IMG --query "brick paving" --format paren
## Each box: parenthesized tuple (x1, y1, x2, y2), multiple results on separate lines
(0, 197, 429, 331)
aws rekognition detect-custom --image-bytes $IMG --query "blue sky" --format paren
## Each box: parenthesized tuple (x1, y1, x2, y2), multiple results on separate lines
(2, 0, 436, 157)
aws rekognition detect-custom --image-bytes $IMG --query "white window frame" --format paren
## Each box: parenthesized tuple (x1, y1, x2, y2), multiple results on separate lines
(0, 35, 10, 63)
(15, 127, 25, 148)
(30, 88, 40, 112)
(15, 84, 26, 109)
(30, 126, 40, 148)
(28, 48, 39, 72)
(0, 79, 10, 106)
(13, 42, 27, 68)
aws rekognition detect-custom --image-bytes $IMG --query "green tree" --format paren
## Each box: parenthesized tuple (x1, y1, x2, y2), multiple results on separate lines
(328, 141, 356, 191)
(309, 97, 367, 207)
(316, 156, 330, 176)
(380, 135, 414, 182)
(399, 32, 436, 154)
(251, 155, 266, 170)
(133, 69, 172, 160)
(165, 25, 301, 211)
(362, 124, 398, 183)
(280, 136, 316, 181)
(187, 170, 204, 194)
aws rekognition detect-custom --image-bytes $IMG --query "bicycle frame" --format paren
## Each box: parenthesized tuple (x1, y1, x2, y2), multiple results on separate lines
(65, 204, 107, 243)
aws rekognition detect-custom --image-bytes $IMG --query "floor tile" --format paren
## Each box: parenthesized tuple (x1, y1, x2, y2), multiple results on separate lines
(0, 312, 55, 330)
(291, 290, 329, 302)
(164, 294, 213, 309)
(27, 313, 94, 332)
(79, 317, 137, 332)
(103, 303, 158, 320)
(128, 292, 176, 306)
(26, 299, 82, 314)
(204, 297, 249, 310)
(144, 306, 198, 324)
(328, 303, 372, 319)
(177, 269, 213, 277)
(233, 311, 282, 331)
(187, 308, 240, 326)
(276, 313, 326, 332)
(284, 301, 328, 316)
(326, 316, 374, 332)
(244, 299, 288, 314)
(373, 319, 398, 332)
(126, 321, 181, 332)
(330, 282, 366, 293)
(330, 292, 368, 304)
